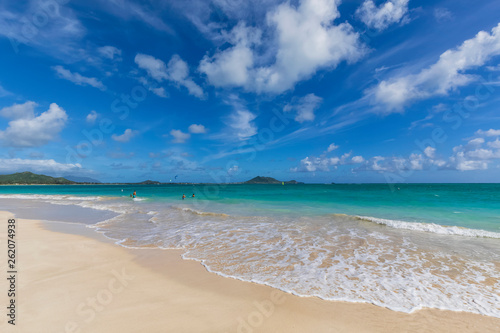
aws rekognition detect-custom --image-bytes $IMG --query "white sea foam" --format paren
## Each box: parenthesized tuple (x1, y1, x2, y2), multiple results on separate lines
(356, 215, 500, 239)
(3, 194, 500, 318)
(0, 194, 101, 201)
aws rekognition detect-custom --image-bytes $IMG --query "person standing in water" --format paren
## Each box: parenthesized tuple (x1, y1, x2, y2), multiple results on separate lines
(192, 193, 195, 198)
(133, 190, 136, 198)
(182, 194, 186, 200)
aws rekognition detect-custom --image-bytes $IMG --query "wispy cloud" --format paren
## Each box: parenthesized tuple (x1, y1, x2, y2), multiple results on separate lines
(0, 1, 86, 60)
(135, 53, 205, 98)
(53, 66, 106, 91)
(0, 84, 12, 97)
(284, 94, 322, 123)
(368, 23, 500, 113)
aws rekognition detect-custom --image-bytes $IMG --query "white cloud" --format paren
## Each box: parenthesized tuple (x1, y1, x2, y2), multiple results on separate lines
(188, 124, 207, 134)
(199, 23, 258, 87)
(292, 151, 363, 172)
(227, 165, 240, 175)
(199, 0, 366, 94)
(327, 143, 339, 152)
(487, 138, 500, 149)
(356, 0, 409, 31)
(292, 156, 336, 172)
(97, 46, 122, 60)
(170, 129, 191, 143)
(468, 137, 485, 147)
(370, 23, 500, 112)
(0, 103, 67, 147)
(135, 53, 204, 98)
(352, 155, 365, 163)
(135, 54, 169, 81)
(151, 87, 168, 98)
(424, 146, 436, 158)
(284, 94, 322, 123)
(409, 153, 424, 170)
(476, 129, 500, 137)
(112, 129, 138, 143)
(370, 156, 387, 171)
(466, 148, 499, 160)
(229, 110, 257, 140)
(86, 111, 98, 124)
(451, 152, 489, 171)
(0, 158, 82, 174)
(168, 55, 205, 98)
(53, 66, 106, 91)
(448, 133, 500, 171)
(0, 101, 37, 120)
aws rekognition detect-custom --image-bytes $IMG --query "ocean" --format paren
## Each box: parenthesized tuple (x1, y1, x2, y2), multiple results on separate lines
(1, 183, 499, 317)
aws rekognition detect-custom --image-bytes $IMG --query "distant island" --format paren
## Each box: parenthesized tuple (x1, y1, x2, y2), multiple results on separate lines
(0, 172, 304, 185)
(243, 176, 304, 184)
(0, 172, 78, 185)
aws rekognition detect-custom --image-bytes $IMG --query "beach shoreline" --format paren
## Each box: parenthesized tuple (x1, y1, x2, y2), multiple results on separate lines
(1, 210, 499, 332)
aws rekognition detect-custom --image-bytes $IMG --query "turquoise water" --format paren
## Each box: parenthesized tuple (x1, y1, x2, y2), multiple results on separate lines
(1, 183, 500, 317)
(1, 183, 500, 232)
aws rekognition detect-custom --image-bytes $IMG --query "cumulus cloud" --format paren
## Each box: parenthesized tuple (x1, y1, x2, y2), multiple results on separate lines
(370, 23, 500, 112)
(135, 53, 204, 98)
(424, 146, 436, 158)
(476, 129, 500, 137)
(188, 124, 207, 133)
(352, 155, 365, 163)
(0, 101, 37, 120)
(488, 138, 500, 149)
(170, 129, 191, 143)
(356, 0, 409, 31)
(284, 94, 323, 123)
(227, 165, 240, 176)
(199, 23, 259, 87)
(135, 54, 168, 81)
(97, 46, 122, 60)
(112, 129, 138, 142)
(292, 151, 363, 172)
(53, 66, 106, 91)
(199, 0, 366, 94)
(0, 102, 68, 147)
(294, 129, 500, 174)
(327, 143, 339, 152)
(0, 158, 81, 174)
(86, 110, 98, 124)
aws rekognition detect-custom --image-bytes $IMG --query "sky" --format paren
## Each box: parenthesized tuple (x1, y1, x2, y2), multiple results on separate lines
(0, 0, 500, 183)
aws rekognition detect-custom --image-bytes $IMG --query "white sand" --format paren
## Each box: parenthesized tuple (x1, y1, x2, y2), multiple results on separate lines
(1, 211, 499, 332)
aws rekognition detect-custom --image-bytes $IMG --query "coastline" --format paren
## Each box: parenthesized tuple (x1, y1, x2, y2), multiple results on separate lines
(1, 211, 499, 332)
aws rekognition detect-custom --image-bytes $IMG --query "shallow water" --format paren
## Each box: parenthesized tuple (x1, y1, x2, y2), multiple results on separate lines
(1, 184, 499, 317)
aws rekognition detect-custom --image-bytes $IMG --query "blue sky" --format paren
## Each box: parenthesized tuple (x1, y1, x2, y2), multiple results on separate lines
(0, 0, 500, 183)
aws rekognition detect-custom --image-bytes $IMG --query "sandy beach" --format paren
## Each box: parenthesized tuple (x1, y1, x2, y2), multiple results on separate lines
(1, 210, 499, 333)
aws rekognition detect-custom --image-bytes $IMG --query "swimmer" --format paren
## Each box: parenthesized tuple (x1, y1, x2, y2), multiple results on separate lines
(192, 193, 195, 198)
(182, 194, 186, 200)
